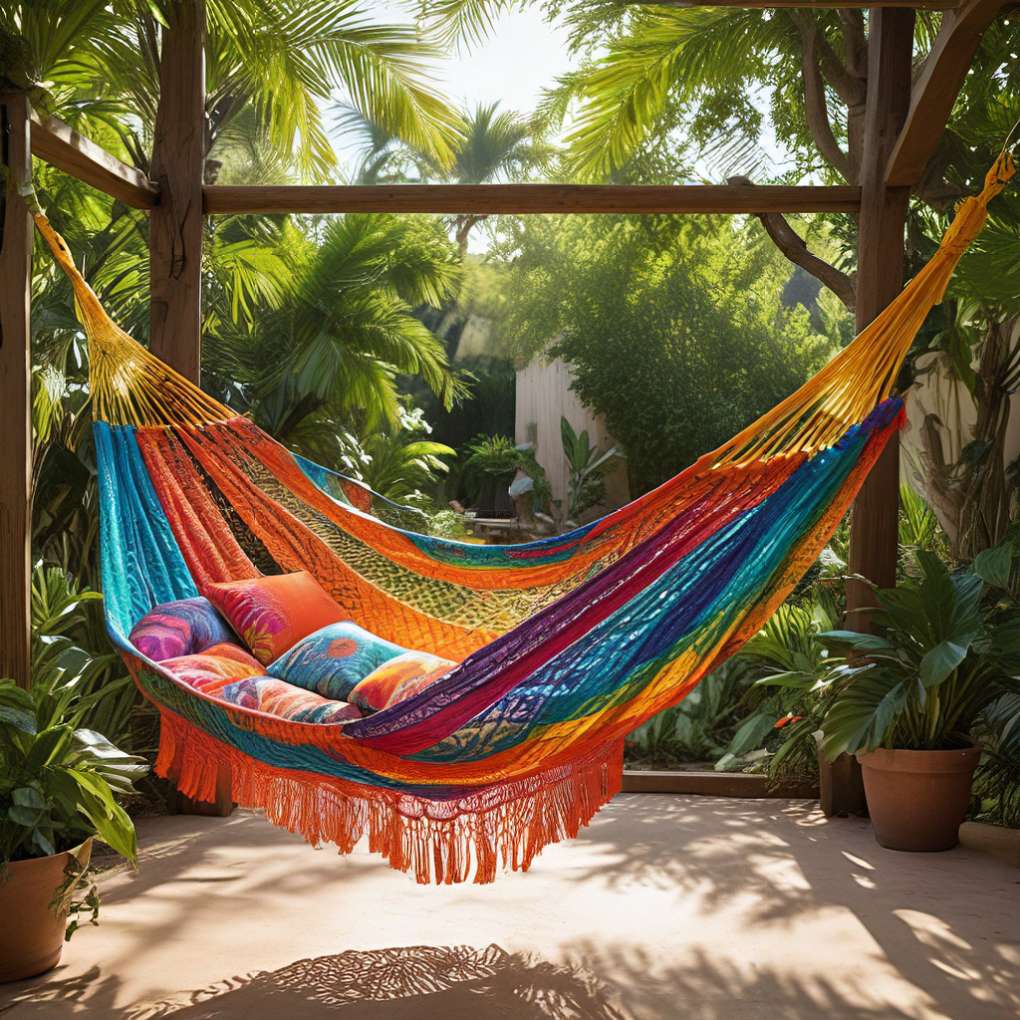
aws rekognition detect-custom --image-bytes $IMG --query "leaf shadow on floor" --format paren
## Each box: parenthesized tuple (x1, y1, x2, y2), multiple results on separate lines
(5, 944, 629, 1020)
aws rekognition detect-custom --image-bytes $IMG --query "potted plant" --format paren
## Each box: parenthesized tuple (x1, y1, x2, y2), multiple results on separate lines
(1, 672, 147, 981)
(818, 549, 1020, 851)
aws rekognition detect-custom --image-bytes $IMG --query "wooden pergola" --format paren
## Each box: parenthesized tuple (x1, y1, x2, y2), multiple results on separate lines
(0, 1, 1009, 800)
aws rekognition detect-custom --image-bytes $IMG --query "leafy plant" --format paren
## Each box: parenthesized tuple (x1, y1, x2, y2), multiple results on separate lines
(719, 593, 840, 780)
(819, 550, 1020, 758)
(560, 417, 621, 522)
(0, 670, 147, 865)
(627, 661, 752, 766)
(463, 434, 521, 477)
(350, 404, 456, 506)
(461, 434, 552, 513)
(971, 692, 1020, 828)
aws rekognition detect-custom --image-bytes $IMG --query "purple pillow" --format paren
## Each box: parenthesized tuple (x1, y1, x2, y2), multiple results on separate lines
(129, 597, 234, 661)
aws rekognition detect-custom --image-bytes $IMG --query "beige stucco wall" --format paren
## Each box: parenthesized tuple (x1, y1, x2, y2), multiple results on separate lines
(514, 357, 630, 516)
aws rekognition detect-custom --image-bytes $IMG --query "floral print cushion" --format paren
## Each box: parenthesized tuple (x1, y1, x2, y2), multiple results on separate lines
(128, 596, 234, 661)
(349, 650, 455, 713)
(213, 677, 362, 724)
(161, 648, 264, 691)
(266, 620, 407, 700)
(204, 571, 345, 665)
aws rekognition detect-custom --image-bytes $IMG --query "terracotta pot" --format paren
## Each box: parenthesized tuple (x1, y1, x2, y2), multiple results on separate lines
(0, 839, 92, 982)
(857, 747, 981, 852)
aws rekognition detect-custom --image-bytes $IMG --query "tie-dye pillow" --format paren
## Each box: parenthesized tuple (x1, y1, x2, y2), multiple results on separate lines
(161, 646, 264, 693)
(129, 597, 234, 661)
(204, 571, 345, 665)
(266, 620, 406, 700)
(214, 676, 362, 724)
(349, 650, 454, 713)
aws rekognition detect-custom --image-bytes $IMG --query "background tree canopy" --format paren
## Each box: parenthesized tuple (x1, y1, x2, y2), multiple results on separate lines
(497, 214, 833, 490)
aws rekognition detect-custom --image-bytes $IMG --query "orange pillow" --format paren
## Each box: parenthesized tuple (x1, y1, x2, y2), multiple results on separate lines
(204, 572, 345, 665)
(349, 650, 454, 713)
(161, 649, 264, 693)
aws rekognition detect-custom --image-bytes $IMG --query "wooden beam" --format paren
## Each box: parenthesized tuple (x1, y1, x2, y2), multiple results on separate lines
(848, 8, 915, 616)
(29, 111, 158, 209)
(205, 183, 862, 216)
(621, 770, 818, 799)
(149, 0, 205, 382)
(885, 0, 1006, 187)
(0, 93, 34, 689)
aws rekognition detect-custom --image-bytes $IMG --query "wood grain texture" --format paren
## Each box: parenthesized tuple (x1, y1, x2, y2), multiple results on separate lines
(847, 13, 915, 637)
(204, 183, 862, 215)
(885, 0, 1006, 186)
(149, 0, 205, 382)
(0, 94, 33, 689)
(30, 111, 158, 209)
(621, 770, 818, 799)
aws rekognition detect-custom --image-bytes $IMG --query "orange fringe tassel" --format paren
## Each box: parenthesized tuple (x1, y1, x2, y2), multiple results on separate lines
(154, 709, 623, 884)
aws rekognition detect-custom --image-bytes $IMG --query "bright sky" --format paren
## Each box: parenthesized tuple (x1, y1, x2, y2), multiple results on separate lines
(328, 4, 577, 175)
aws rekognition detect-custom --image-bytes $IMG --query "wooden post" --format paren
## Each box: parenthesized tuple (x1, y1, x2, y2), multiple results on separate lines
(826, 9, 915, 818)
(149, 0, 205, 381)
(150, 0, 231, 814)
(0, 93, 33, 690)
(847, 9, 915, 619)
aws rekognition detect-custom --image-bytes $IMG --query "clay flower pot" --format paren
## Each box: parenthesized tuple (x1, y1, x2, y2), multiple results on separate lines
(0, 839, 92, 982)
(856, 747, 981, 852)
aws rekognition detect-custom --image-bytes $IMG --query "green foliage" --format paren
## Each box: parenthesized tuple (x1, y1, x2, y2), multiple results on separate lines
(461, 435, 551, 513)
(347, 404, 456, 506)
(560, 417, 621, 521)
(0, 666, 147, 864)
(498, 215, 831, 491)
(463, 434, 521, 477)
(819, 550, 1020, 757)
(4, 0, 463, 180)
(205, 213, 464, 458)
(426, 509, 471, 540)
(972, 692, 1020, 828)
(626, 661, 753, 766)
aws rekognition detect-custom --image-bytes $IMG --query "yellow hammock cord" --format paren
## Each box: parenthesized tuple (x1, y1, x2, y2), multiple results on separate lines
(32, 152, 1015, 467)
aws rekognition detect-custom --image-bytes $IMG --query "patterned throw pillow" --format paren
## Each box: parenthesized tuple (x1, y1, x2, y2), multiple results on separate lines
(129, 597, 234, 661)
(213, 676, 362, 724)
(204, 571, 345, 665)
(266, 620, 406, 700)
(161, 647, 264, 693)
(349, 650, 454, 713)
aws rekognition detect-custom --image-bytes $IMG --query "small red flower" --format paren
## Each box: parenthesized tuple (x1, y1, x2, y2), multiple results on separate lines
(774, 714, 803, 730)
(328, 638, 358, 658)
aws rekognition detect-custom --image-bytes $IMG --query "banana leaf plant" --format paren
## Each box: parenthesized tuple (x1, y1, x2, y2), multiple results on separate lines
(561, 417, 621, 521)
(818, 550, 1020, 759)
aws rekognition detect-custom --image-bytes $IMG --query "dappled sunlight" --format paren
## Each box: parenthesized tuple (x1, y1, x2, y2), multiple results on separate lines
(3, 797, 1017, 1020)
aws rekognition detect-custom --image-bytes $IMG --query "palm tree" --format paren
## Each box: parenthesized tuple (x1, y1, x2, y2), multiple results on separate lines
(340, 100, 550, 251)
(439, 102, 550, 253)
(206, 212, 466, 463)
(2, 0, 462, 181)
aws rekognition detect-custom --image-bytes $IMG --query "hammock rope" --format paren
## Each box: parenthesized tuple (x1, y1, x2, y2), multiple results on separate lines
(31, 153, 1014, 883)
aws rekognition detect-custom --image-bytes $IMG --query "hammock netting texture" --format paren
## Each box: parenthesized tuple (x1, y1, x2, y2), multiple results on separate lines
(34, 155, 1013, 883)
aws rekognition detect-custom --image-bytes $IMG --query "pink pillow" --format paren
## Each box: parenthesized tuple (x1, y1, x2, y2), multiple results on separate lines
(204, 572, 345, 665)
(349, 650, 454, 713)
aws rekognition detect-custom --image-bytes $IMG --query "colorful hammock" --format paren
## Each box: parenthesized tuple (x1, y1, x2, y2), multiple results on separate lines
(33, 155, 1013, 883)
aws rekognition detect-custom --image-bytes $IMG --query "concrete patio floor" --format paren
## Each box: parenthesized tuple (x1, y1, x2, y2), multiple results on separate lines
(1, 795, 1017, 1020)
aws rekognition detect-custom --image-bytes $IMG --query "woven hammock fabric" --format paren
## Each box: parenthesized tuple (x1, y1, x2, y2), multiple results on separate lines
(34, 155, 1013, 883)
